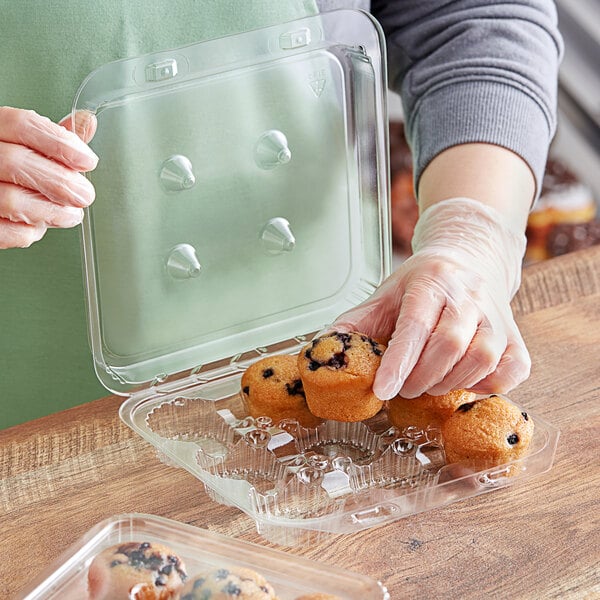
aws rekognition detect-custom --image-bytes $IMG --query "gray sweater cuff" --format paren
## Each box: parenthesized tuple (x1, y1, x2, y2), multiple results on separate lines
(406, 79, 552, 199)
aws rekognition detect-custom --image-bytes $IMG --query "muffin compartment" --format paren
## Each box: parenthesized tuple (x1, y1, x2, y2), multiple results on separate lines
(135, 372, 556, 546)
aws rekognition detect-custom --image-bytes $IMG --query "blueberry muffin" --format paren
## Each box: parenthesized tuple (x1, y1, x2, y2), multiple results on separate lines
(87, 541, 187, 600)
(241, 354, 322, 428)
(387, 389, 476, 430)
(180, 566, 278, 600)
(297, 331, 386, 422)
(441, 395, 535, 474)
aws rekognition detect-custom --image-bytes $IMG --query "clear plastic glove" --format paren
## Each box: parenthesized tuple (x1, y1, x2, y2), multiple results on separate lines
(333, 197, 531, 399)
(0, 107, 98, 249)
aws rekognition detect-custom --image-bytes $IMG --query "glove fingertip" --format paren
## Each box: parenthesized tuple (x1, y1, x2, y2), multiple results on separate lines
(373, 370, 401, 401)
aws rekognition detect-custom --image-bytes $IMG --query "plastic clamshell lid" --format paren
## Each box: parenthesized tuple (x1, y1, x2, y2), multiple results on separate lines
(18, 513, 389, 599)
(74, 9, 390, 395)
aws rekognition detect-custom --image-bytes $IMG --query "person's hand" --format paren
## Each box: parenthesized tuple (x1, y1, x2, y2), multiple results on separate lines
(0, 107, 98, 249)
(332, 197, 531, 399)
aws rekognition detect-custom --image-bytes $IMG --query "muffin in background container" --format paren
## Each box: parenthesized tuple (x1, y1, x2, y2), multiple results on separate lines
(180, 566, 277, 600)
(87, 541, 186, 600)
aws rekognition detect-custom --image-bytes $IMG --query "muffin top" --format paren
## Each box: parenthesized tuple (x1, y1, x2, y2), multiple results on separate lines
(397, 389, 476, 418)
(442, 395, 534, 462)
(299, 332, 385, 380)
(88, 541, 187, 600)
(241, 354, 304, 401)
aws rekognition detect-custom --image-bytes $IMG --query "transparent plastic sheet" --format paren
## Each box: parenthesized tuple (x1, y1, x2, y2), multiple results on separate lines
(74, 10, 390, 395)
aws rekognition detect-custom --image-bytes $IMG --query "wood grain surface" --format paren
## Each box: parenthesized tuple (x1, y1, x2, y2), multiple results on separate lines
(1, 246, 600, 600)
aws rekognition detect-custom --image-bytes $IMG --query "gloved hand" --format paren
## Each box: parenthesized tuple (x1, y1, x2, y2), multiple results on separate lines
(332, 197, 531, 399)
(0, 107, 98, 249)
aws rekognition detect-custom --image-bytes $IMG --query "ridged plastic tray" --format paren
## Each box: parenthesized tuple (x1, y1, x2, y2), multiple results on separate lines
(120, 342, 560, 548)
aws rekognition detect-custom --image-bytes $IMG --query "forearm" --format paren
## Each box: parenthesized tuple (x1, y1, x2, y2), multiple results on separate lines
(417, 143, 534, 232)
(372, 0, 563, 199)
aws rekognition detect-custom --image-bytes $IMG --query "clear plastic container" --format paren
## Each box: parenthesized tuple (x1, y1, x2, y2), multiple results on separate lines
(120, 372, 559, 547)
(17, 513, 388, 599)
(74, 9, 559, 548)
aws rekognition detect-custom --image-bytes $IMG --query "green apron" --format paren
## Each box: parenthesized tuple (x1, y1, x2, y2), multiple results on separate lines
(0, 0, 317, 429)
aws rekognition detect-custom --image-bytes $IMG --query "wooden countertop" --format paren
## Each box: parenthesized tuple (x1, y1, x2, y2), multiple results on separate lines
(2, 246, 600, 599)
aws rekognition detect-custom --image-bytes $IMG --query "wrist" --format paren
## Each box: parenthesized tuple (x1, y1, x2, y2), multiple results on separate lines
(411, 197, 527, 298)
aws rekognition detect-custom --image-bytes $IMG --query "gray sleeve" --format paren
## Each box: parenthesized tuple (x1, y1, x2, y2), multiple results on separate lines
(370, 0, 564, 198)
